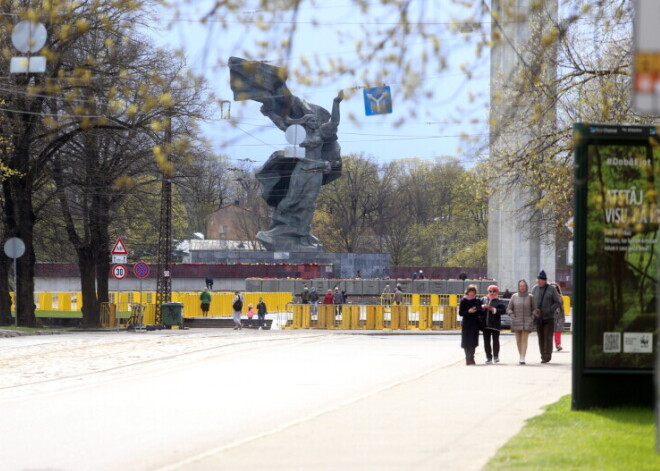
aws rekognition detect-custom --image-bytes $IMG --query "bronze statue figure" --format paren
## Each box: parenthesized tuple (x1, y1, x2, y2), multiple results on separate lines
(228, 57, 343, 252)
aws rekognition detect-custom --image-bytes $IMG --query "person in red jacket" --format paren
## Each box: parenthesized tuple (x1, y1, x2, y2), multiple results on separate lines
(323, 289, 334, 304)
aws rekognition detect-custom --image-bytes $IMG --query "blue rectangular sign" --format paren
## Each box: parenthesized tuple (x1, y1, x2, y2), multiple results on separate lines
(363, 86, 392, 116)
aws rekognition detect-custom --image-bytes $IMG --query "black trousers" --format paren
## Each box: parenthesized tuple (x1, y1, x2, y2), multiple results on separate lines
(537, 318, 555, 362)
(483, 329, 500, 360)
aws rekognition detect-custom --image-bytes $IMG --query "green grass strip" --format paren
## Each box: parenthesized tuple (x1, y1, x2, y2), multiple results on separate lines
(485, 395, 660, 471)
(31, 311, 132, 319)
(34, 311, 82, 318)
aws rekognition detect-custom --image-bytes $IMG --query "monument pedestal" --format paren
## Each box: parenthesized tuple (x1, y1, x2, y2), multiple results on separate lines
(190, 250, 389, 279)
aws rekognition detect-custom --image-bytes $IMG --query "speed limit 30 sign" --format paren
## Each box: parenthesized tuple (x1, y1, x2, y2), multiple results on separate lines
(112, 264, 127, 280)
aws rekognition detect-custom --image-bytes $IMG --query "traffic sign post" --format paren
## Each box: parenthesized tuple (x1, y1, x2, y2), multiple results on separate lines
(10, 20, 48, 74)
(112, 254, 127, 264)
(4, 237, 25, 327)
(111, 238, 129, 282)
(133, 262, 150, 316)
(112, 264, 127, 280)
(133, 262, 150, 278)
(363, 86, 392, 116)
(111, 237, 128, 255)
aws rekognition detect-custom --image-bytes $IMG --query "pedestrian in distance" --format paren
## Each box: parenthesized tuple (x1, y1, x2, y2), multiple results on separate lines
(333, 286, 344, 316)
(246, 303, 255, 327)
(232, 291, 244, 330)
(481, 285, 506, 364)
(323, 289, 334, 304)
(257, 297, 267, 330)
(459, 285, 482, 365)
(394, 285, 403, 305)
(507, 280, 535, 365)
(332, 286, 344, 314)
(309, 286, 320, 316)
(200, 287, 211, 317)
(205, 277, 213, 290)
(531, 270, 562, 363)
(550, 282, 565, 352)
(382, 283, 393, 306)
(301, 285, 310, 304)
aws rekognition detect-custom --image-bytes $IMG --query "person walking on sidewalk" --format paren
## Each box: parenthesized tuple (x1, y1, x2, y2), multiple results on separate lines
(257, 297, 268, 330)
(507, 280, 535, 365)
(480, 285, 506, 364)
(531, 271, 562, 363)
(200, 287, 211, 317)
(459, 285, 482, 365)
(551, 282, 565, 351)
(232, 291, 244, 330)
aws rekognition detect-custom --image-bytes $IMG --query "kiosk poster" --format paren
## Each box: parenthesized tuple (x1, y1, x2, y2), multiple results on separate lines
(585, 132, 658, 369)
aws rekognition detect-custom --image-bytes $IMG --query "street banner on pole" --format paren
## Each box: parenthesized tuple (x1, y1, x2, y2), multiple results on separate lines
(633, 0, 660, 113)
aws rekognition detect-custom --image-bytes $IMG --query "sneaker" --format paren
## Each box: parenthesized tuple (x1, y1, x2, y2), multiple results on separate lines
(556, 345, 563, 351)
(485, 359, 493, 364)
(494, 357, 500, 363)
(258, 327, 262, 330)
(519, 361, 526, 365)
(233, 327, 238, 330)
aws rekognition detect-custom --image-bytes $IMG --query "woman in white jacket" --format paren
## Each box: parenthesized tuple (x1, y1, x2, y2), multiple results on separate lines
(507, 280, 535, 365)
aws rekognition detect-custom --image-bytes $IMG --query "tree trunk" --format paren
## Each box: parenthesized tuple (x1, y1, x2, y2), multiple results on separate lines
(5, 166, 38, 327)
(78, 246, 100, 327)
(93, 197, 111, 304)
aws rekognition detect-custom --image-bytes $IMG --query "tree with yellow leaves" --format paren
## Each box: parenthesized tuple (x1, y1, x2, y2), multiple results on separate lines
(0, 0, 209, 326)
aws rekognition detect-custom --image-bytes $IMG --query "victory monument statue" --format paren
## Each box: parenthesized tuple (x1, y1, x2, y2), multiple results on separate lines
(228, 57, 343, 252)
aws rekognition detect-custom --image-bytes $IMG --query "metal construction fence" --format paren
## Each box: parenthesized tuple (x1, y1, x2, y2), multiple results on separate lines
(280, 303, 459, 331)
(34, 291, 571, 330)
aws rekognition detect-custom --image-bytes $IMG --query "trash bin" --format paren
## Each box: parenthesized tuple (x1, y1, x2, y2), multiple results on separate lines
(161, 302, 184, 328)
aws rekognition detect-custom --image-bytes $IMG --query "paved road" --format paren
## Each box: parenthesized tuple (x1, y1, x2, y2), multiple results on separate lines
(0, 329, 571, 470)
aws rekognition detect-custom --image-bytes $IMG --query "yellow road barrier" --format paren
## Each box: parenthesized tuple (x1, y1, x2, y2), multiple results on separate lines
(390, 305, 408, 330)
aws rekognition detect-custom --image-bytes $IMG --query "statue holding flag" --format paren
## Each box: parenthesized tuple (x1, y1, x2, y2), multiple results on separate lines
(228, 57, 343, 252)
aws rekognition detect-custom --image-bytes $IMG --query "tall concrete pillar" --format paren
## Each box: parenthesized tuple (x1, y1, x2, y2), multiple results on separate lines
(488, 0, 558, 290)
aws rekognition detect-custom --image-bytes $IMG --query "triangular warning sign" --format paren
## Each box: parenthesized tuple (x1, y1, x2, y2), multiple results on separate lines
(111, 237, 128, 255)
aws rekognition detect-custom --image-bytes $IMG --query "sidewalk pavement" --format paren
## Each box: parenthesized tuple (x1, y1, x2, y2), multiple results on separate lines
(175, 333, 572, 471)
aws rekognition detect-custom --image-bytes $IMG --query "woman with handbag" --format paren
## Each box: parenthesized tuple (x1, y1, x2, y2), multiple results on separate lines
(507, 280, 535, 365)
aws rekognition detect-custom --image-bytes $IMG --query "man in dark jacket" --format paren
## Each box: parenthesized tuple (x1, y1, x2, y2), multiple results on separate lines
(309, 286, 320, 316)
(531, 270, 562, 363)
(301, 286, 310, 304)
(333, 287, 344, 316)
